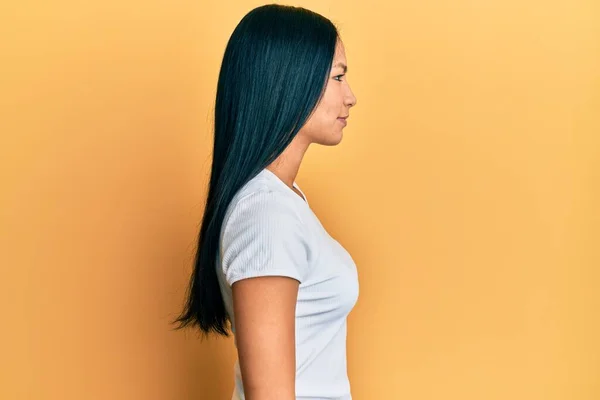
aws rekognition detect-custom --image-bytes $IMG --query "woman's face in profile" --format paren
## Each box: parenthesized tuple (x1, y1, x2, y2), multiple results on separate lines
(298, 39, 357, 146)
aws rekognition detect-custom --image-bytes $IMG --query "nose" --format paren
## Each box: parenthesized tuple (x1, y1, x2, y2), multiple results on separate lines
(348, 93, 357, 107)
(345, 84, 357, 108)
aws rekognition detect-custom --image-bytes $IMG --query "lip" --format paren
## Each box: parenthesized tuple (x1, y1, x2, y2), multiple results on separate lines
(337, 117, 347, 126)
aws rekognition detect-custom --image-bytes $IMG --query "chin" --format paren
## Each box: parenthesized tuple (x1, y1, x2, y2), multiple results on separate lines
(322, 131, 343, 147)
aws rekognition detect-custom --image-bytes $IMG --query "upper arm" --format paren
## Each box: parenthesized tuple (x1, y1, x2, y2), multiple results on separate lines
(232, 276, 299, 400)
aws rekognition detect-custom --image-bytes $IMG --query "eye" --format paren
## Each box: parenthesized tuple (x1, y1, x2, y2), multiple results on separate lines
(333, 74, 345, 82)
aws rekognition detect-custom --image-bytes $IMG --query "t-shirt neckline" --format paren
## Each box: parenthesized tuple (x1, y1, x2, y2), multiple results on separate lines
(261, 168, 309, 205)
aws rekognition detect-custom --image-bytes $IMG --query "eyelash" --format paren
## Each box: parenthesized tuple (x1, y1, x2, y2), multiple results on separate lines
(334, 74, 345, 82)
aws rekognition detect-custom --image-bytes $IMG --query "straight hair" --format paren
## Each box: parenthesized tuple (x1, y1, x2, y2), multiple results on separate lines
(172, 4, 340, 338)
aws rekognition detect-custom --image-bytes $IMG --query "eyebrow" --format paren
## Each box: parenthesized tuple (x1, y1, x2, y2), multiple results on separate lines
(333, 62, 348, 73)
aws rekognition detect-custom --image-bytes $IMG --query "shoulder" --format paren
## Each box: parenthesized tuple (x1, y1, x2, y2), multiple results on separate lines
(223, 188, 306, 237)
(220, 188, 312, 285)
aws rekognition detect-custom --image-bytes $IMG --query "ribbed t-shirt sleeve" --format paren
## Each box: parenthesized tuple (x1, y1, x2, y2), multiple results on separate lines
(220, 190, 310, 286)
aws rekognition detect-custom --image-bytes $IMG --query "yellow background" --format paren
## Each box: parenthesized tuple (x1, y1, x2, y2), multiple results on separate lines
(1, 0, 598, 399)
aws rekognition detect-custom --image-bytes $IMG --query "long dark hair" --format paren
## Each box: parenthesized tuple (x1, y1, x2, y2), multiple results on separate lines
(172, 4, 340, 338)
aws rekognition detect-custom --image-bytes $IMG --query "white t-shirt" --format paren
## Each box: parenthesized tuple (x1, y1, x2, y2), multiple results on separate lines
(216, 168, 359, 400)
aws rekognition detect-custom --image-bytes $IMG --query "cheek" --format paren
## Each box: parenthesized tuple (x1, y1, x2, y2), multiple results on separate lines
(319, 85, 341, 118)
(320, 98, 340, 122)
(308, 85, 341, 131)
(311, 102, 336, 128)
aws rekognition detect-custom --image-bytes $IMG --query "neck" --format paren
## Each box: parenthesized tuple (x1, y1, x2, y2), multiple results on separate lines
(266, 138, 310, 188)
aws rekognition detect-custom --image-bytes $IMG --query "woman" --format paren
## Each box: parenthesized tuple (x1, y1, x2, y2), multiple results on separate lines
(174, 4, 358, 399)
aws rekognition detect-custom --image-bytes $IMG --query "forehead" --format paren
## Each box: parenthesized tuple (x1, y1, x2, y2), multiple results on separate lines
(334, 40, 346, 61)
(331, 40, 347, 73)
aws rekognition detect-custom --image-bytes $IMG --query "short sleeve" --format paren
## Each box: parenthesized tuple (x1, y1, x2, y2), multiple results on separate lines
(220, 190, 310, 286)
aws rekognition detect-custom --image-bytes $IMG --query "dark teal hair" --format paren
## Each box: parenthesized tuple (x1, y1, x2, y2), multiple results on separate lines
(172, 4, 340, 337)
